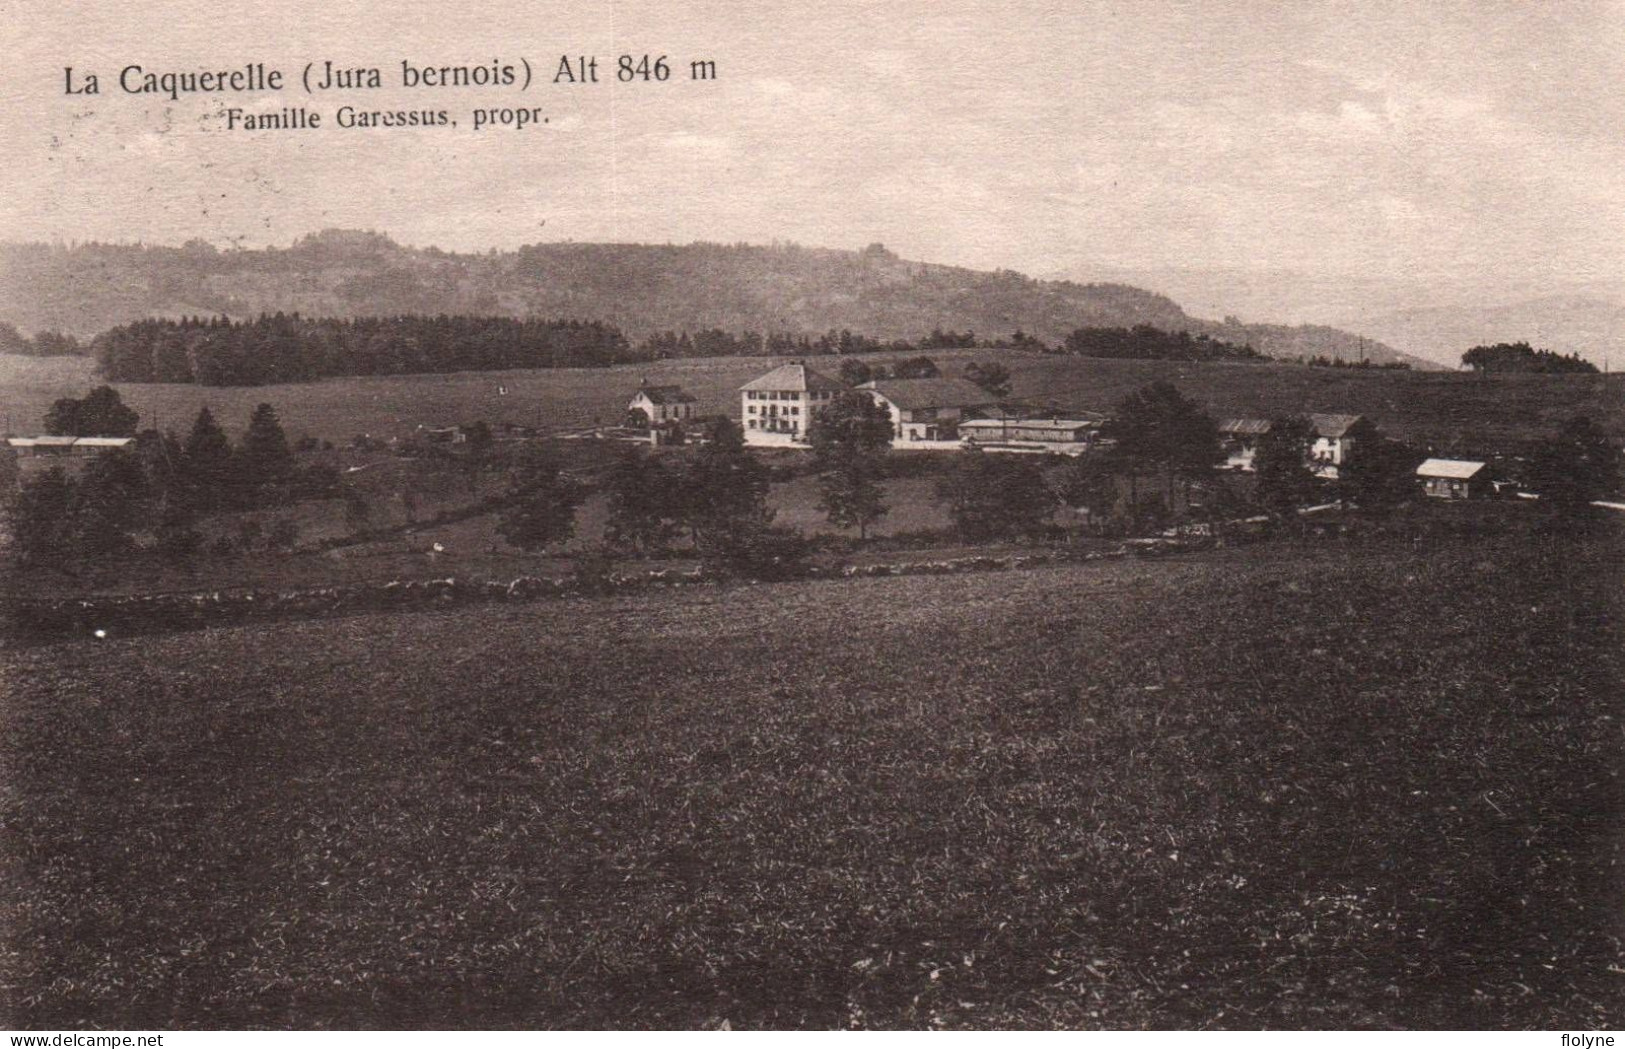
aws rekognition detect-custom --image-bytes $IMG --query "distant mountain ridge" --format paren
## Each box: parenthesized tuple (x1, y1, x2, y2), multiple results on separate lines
(0, 231, 1432, 367)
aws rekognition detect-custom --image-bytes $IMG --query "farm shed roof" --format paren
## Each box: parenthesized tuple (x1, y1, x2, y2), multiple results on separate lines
(633, 384, 697, 405)
(1219, 414, 1364, 438)
(862, 377, 996, 410)
(8, 435, 80, 447)
(71, 437, 136, 448)
(739, 363, 848, 393)
(1416, 458, 1486, 479)
(960, 417, 1098, 432)
(975, 405, 1106, 422)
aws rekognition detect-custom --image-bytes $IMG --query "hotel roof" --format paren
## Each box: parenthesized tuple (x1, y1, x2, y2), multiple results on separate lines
(739, 363, 848, 393)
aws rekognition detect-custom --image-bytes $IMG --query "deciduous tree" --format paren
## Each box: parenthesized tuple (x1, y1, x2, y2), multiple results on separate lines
(76, 448, 149, 558)
(43, 385, 140, 437)
(807, 392, 894, 468)
(7, 468, 77, 568)
(891, 356, 941, 379)
(817, 456, 888, 540)
(837, 358, 874, 386)
(1253, 416, 1319, 519)
(497, 448, 585, 552)
(1102, 382, 1222, 514)
(936, 448, 1055, 542)
(1055, 454, 1119, 534)
(1530, 415, 1620, 521)
(604, 447, 683, 554)
(1339, 419, 1421, 511)
(682, 417, 771, 546)
(153, 496, 201, 563)
(963, 360, 1012, 399)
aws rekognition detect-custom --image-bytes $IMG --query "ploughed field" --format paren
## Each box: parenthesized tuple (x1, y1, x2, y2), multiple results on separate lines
(3, 536, 1622, 1028)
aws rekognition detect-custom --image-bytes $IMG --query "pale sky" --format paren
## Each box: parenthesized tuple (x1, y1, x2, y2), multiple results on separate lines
(4, 0, 1623, 303)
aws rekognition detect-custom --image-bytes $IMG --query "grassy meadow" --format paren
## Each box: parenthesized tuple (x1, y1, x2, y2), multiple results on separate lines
(0, 450, 968, 598)
(3, 529, 1621, 1029)
(5, 351, 1624, 448)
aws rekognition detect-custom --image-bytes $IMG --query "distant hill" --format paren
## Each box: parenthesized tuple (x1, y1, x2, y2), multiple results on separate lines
(0, 231, 1431, 367)
(1350, 295, 1625, 371)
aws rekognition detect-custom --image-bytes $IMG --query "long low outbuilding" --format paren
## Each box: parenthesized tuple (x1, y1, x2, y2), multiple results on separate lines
(959, 416, 1102, 445)
(7, 436, 136, 456)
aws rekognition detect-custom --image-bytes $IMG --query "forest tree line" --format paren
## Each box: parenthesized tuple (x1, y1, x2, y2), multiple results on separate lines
(1461, 342, 1598, 375)
(636, 324, 1261, 363)
(634, 326, 1034, 359)
(1057, 325, 1265, 362)
(49, 309, 1606, 387)
(91, 314, 639, 385)
(79, 312, 1276, 386)
(7, 387, 339, 571)
(0, 321, 83, 357)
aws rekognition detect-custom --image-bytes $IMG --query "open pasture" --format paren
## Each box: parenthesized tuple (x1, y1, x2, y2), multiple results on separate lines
(4, 351, 1623, 448)
(3, 535, 1620, 1029)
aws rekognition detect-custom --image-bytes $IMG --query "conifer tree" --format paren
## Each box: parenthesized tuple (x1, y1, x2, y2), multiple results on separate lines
(182, 407, 234, 511)
(238, 403, 294, 488)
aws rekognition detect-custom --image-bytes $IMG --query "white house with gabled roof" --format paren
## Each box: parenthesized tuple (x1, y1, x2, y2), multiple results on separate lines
(628, 381, 699, 426)
(739, 362, 848, 446)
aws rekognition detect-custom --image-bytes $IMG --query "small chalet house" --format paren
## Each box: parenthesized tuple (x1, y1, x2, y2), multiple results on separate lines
(740, 362, 847, 445)
(859, 377, 997, 443)
(628, 382, 699, 426)
(1417, 458, 1489, 499)
(1309, 414, 1363, 476)
(1219, 414, 1364, 476)
(1218, 418, 1274, 470)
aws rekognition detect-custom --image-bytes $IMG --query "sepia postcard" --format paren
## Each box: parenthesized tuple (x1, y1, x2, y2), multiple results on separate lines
(2, 0, 1622, 1035)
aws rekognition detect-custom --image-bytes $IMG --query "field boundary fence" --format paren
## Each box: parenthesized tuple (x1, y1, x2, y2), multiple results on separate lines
(0, 534, 1246, 643)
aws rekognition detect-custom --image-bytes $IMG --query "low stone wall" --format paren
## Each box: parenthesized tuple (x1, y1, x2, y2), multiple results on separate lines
(3, 536, 1222, 643)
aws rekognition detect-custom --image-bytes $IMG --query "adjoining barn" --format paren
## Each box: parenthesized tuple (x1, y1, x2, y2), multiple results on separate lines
(859, 377, 997, 444)
(1417, 458, 1489, 499)
(740, 363, 848, 446)
(627, 382, 699, 427)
